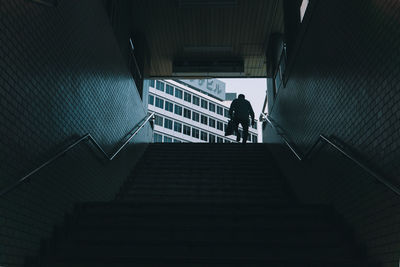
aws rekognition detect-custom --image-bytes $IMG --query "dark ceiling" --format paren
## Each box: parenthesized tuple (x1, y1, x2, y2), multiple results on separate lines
(130, 0, 284, 78)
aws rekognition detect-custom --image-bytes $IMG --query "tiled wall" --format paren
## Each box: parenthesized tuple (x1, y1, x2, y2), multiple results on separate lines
(264, 1, 400, 266)
(0, 0, 152, 265)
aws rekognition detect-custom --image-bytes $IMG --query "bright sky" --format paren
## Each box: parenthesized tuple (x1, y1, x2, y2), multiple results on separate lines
(220, 78, 267, 138)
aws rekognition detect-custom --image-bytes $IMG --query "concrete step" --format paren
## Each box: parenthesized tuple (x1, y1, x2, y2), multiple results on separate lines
(74, 213, 336, 229)
(67, 227, 348, 245)
(44, 243, 360, 261)
(80, 202, 332, 215)
(67, 224, 343, 240)
(125, 183, 285, 191)
(134, 173, 276, 178)
(129, 177, 283, 185)
(26, 259, 378, 267)
(120, 195, 290, 203)
(136, 163, 276, 169)
(122, 189, 286, 197)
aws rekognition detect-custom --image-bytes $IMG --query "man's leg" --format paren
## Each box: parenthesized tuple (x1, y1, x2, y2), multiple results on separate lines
(233, 119, 240, 142)
(241, 121, 249, 144)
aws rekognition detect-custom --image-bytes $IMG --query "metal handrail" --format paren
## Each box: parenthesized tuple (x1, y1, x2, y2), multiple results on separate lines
(261, 113, 400, 196)
(0, 112, 155, 197)
(262, 114, 302, 160)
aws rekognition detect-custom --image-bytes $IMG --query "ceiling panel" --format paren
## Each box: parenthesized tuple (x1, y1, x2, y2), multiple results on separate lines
(130, 0, 284, 78)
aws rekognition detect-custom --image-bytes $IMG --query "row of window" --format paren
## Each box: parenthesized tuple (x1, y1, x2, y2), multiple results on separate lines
(154, 132, 251, 144)
(149, 81, 230, 117)
(149, 95, 258, 130)
(153, 115, 258, 143)
(153, 133, 184, 143)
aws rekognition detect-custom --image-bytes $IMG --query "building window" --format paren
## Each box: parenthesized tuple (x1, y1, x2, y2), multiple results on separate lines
(184, 92, 191, 102)
(149, 80, 155, 88)
(173, 139, 181, 143)
(155, 97, 164, 109)
(154, 115, 163, 126)
(209, 134, 215, 143)
(183, 125, 191, 136)
(217, 137, 223, 143)
(183, 108, 191, 119)
(252, 135, 258, 143)
(200, 131, 208, 141)
(217, 121, 223, 131)
(224, 109, 229, 118)
(209, 118, 215, 128)
(192, 128, 199, 139)
(154, 133, 162, 143)
(192, 112, 200, 122)
(193, 96, 200, 106)
(156, 81, 164, 92)
(201, 99, 208, 109)
(174, 104, 183, 115)
(165, 101, 173, 112)
(164, 118, 173, 129)
(175, 88, 183, 99)
(224, 139, 231, 143)
(252, 123, 258, 130)
(201, 115, 208, 125)
(164, 136, 173, 143)
(174, 121, 182, 132)
(166, 84, 174, 95)
(148, 94, 154, 105)
(209, 103, 215, 112)
(217, 106, 223, 115)
(224, 123, 227, 131)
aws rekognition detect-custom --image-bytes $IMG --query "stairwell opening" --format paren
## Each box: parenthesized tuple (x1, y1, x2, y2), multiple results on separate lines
(146, 78, 265, 144)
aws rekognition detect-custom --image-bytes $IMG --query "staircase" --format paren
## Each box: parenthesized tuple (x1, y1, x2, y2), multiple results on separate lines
(26, 144, 376, 266)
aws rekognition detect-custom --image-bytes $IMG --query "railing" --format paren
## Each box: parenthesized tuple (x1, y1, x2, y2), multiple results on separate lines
(260, 113, 400, 196)
(0, 112, 155, 197)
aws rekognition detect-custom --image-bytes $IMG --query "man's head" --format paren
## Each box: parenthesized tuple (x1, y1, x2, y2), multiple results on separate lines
(238, 94, 245, 99)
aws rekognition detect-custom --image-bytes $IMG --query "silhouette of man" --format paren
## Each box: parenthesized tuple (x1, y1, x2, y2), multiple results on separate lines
(229, 94, 255, 143)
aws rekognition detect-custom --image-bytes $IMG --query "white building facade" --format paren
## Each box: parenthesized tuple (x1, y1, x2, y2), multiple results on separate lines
(148, 79, 258, 143)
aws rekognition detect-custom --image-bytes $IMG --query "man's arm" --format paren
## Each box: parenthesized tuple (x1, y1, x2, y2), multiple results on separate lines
(229, 100, 236, 119)
(249, 102, 255, 124)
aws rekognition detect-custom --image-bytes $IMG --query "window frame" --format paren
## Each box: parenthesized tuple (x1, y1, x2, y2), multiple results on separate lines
(184, 92, 192, 102)
(201, 115, 208, 125)
(192, 112, 200, 122)
(165, 100, 173, 112)
(154, 133, 162, 143)
(209, 118, 216, 128)
(217, 106, 223, 115)
(201, 99, 208, 109)
(174, 104, 183, 116)
(154, 115, 163, 126)
(165, 84, 174, 95)
(192, 128, 199, 139)
(164, 118, 173, 130)
(155, 97, 164, 109)
(200, 131, 208, 141)
(174, 121, 182, 132)
(208, 103, 216, 112)
(192, 96, 200, 106)
(183, 125, 191, 136)
(183, 108, 191, 119)
(175, 88, 183, 99)
(148, 94, 154, 105)
(156, 81, 165, 92)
